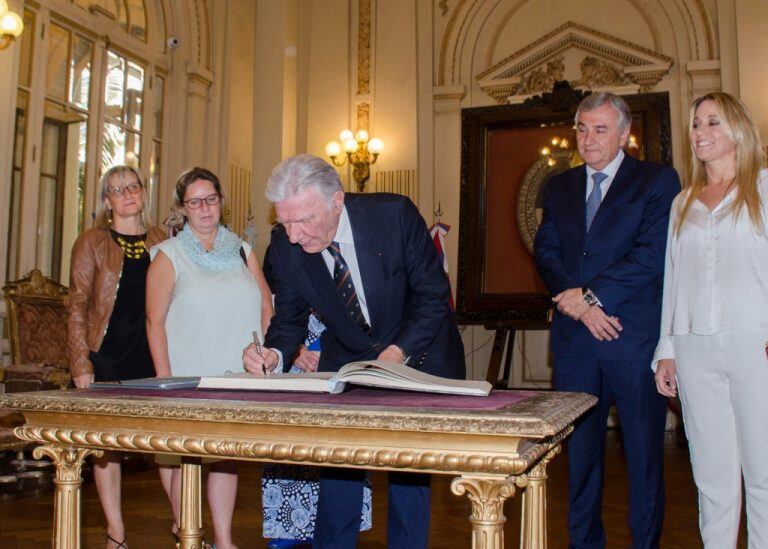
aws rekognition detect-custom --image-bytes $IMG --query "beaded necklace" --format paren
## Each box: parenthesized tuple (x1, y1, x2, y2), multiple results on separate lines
(112, 231, 148, 260)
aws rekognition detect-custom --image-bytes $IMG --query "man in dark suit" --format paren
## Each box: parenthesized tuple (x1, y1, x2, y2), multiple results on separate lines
(534, 92, 680, 549)
(243, 153, 465, 549)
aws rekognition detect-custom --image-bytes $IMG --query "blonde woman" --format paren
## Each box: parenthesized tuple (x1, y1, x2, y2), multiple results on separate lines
(68, 165, 166, 548)
(147, 167, 273, 549)
(654, 92, 768, 548)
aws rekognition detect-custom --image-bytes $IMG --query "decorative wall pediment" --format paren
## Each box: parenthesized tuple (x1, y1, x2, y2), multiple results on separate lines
(475, 22, 673, 103)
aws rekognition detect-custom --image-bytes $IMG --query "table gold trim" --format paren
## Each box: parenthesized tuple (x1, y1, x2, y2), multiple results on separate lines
(13, 424, 572, 476)
(1, 390, 594, 437)
(1, 389, 595, 548)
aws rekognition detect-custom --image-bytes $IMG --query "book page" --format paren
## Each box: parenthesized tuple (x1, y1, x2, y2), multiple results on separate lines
(197, 371, 335, 392)
(337, 360, 491, 396)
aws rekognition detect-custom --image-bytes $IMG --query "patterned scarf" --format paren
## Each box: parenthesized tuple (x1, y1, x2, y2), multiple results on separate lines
(177, 224, 242, 271)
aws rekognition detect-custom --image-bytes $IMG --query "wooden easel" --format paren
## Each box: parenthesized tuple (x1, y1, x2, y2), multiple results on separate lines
(484, 325, 516, 388)
(483, 315, 551, 388)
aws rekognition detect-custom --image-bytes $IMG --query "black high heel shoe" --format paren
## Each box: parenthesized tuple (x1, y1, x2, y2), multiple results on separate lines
(106, 533, 128, 549)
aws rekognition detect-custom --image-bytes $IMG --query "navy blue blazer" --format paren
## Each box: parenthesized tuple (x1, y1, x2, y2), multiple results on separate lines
(534, 154, 680, 359)
(265, 193, 465, 379)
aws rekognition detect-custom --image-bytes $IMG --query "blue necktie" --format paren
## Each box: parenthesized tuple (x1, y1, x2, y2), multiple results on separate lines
(586, 172, 607, 232)
(327, 241, 371, 333)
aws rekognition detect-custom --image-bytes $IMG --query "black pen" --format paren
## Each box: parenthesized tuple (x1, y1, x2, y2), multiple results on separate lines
(252, 330, 267, 375)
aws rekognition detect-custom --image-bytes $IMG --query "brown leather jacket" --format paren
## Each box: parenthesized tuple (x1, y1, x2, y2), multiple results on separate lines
(67, 226, 166, 377)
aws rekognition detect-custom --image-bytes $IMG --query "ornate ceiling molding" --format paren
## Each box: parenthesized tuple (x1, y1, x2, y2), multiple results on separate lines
(475, 22, 673, 103)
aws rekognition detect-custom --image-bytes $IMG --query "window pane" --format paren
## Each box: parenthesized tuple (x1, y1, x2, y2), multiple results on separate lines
(125, 130, 141, 166)
(46, 24, 70, 102)
(37, 175, 58, 277)
(126, 0, 147, 41)
(104, 50, 125, 123)
(6, 91, 29, 280)
(149, 140, 161, 218)
(70, 36, 92, 110)
(73, 0, 128, 31)
(40, 122, 61, 176)
(60, 119, 89, 282)
(18, 10, 36, 88)
(153, 74, 164, 138)
(102, 122, 126, 170)
(125, 61, 144, 130)
(38, 119, 65, 281)
(6, 169, 22, 279)
(13, 91, 28, 168)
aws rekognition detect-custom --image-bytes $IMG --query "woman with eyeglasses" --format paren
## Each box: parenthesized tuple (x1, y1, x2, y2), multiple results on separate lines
(67, 165, 166, 549)
(147, 166, 273, 549)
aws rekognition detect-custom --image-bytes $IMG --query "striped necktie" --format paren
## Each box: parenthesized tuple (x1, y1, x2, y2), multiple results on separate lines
(586, 172, 608, 232)
(327, 241, 371, 333)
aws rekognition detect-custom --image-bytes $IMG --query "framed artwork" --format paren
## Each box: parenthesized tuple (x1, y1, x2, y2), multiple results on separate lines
(455, 82, 672, 327)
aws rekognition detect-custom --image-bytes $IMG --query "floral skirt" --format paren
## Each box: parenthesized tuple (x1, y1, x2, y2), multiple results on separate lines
(262, 464, 373, 541)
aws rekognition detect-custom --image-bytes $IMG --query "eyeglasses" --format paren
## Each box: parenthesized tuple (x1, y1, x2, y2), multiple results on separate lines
(107, 182, 143, 196)
(184, 193, 221, 209)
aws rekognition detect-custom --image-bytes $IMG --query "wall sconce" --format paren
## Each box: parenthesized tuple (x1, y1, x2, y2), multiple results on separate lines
(325, 129, 383, 192)
(0, 0, 24, 51)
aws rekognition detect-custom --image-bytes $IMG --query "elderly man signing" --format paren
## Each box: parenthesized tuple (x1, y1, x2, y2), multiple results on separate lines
(243, 154, 465, 549)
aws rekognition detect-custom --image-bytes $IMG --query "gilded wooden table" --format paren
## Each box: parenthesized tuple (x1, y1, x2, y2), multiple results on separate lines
(0, 387, 595, 549)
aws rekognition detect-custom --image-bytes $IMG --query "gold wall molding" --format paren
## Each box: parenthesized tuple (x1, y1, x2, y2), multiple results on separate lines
(438, 0, 714, 89)
(192, 0, 211, 69)
(356, 103, 370, 132)
(572, 56, 631, 89)
(477, 22, 672, 80)
(475, 22, 673, 102)
(517, 56, 565, 95)
(357, 0, 372, 94)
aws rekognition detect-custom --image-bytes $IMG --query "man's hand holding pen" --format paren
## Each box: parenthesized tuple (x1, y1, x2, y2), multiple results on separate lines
(243, 331, 280, 376)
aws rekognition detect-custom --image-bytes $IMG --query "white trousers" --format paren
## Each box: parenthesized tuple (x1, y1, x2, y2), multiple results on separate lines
(675, 329, 768, 549)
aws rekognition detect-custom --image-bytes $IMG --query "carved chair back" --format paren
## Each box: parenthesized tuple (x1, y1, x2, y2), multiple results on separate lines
(2, 269, 70, 390)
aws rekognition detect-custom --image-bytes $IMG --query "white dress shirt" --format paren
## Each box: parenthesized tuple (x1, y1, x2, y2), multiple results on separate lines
(653, 169, 768, 369)
(321, 205, 371, 325)
(585, 149, 625, 202)
(271, 205, 371, 371)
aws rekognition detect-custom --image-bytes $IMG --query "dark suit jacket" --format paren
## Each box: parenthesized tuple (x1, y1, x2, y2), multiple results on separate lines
(534, 154, 680, 359)
(265, 193, 465, 379)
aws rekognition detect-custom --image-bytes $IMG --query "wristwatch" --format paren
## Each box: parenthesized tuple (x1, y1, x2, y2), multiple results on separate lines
(582, 287, 599, 307)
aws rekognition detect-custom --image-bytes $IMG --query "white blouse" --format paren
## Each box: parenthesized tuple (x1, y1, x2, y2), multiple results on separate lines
(652, 169, 768, 369)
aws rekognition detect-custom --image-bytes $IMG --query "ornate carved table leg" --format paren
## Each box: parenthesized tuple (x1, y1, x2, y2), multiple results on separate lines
(519, 445, 561, 549)
(178, 456, 204, 549)
(33, 445, 103, 549)
(451, 475, 522, 549)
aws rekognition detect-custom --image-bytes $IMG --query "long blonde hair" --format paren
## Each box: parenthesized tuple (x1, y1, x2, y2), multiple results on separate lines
(676, 92, 766, 233)
(94, 165, 152, 229)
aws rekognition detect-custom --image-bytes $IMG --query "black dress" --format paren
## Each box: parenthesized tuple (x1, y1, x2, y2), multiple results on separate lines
(89, 231, 155, 382)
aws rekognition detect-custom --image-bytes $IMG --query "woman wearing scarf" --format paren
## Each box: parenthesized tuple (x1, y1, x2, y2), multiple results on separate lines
(147, 167, 273, 549)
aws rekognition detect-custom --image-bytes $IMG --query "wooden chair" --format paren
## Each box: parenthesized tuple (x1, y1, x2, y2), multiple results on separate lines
(1, 269, 70, 449)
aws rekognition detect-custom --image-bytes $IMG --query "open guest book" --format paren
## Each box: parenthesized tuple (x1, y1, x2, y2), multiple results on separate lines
(197, 360, 493, 397)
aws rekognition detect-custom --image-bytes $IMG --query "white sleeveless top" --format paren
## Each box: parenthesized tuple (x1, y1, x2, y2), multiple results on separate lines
(150, 237, 262, 376)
